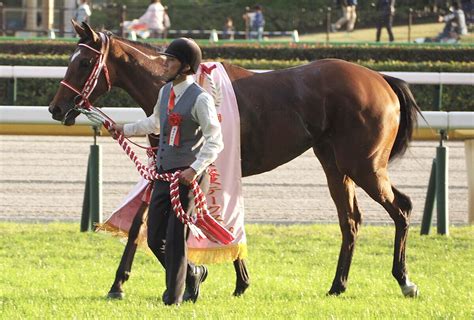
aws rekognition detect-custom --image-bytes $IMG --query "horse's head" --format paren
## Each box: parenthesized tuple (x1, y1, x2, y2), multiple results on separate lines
(49, 21, 112, 125)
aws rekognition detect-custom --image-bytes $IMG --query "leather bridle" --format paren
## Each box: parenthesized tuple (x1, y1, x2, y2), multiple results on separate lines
(60, 32, 112, 110)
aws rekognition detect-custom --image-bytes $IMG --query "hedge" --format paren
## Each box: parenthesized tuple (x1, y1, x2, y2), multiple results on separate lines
(203, 44, 474, 63)
(2, 54, 474, 72)
(0, 40, 472, 62)
(1, 56, 472, 111)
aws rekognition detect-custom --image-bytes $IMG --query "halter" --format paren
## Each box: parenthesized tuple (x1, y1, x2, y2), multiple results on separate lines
(64, 34, 161, 150)
(60, 32, 112, 109)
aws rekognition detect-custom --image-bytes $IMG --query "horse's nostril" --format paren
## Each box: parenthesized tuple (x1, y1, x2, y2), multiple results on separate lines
(49, 105, 63, 120)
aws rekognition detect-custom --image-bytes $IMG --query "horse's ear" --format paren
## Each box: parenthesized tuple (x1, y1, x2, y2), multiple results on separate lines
(72, 19, 87, 39)
(82, 22, 100, 43)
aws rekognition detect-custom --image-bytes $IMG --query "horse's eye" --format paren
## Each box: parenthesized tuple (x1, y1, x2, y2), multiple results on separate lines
(80, 58, 93, 67)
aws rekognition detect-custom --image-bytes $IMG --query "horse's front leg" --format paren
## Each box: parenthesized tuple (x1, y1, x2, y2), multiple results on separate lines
(233, 258, 250, 296)
(107, 201, 148, 299)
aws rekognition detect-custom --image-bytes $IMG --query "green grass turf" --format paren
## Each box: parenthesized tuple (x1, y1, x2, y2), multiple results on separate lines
(0, 223, 473, 319)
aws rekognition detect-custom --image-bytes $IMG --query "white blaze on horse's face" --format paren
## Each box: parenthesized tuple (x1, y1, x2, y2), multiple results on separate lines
(70, 49, 82, 63)
(49, 44, 101, 125)
(65, 47, 93, 86)
(69, 49, 81, 63)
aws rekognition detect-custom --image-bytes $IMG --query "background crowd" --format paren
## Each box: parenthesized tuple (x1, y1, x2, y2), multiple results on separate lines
(4, 0, 473, 42)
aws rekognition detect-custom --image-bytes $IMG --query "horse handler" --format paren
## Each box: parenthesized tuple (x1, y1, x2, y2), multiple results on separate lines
(109, 38, 223, 305)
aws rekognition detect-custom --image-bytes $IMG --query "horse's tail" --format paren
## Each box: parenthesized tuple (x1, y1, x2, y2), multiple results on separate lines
(382, 74, 422, 161)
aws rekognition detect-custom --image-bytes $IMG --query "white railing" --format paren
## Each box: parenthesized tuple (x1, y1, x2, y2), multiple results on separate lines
(1, 106, 473, 131)
(0, 66, 66, 78)
(0, 106, 146, 125)
(419, 111, 474, 130)
(381, 72, 474, 85)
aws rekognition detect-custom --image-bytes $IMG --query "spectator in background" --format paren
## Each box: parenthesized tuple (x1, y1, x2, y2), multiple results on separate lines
(460, 0, 472, 28)
(223, 17, 235, 40)
(74, 0, 91, 24)
(375, 0, 396, 42)
(163, 6, 171, 38)
(331, 0, 358, 32)
(436, 1, 468, 40)
(242, 6, 253, 39)
(251, 4, 265, 41)
(139, 0, 166, 39)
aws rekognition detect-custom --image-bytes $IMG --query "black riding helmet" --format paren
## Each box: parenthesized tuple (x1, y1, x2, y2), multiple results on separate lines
(162, 37, 202, 74)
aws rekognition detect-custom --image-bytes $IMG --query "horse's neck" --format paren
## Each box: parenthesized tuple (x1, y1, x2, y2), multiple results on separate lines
(222, 62, 254, 82)
(110, 38, 165, 116)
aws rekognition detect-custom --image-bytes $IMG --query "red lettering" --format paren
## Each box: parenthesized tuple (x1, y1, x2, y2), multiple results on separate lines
(206, 187, 222, 196)
(208, 205, 222, 216)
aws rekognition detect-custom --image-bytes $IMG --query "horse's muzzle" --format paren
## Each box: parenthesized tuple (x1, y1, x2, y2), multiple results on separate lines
(49, 104, 63, 121)
(48, 104, 77, 125)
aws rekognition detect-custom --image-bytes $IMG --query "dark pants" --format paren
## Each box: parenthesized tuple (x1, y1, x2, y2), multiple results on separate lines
(149, 29, 164, 39)
(462, 1, 472, 26)
(376, 13, 394, 42)
(147, 167, 195, 305)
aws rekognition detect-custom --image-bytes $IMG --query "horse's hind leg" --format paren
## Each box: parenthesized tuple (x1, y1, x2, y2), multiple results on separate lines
(233, 258, 250, 296)
(313, 145, 362, 296)
(351, 167, 418, 297)
(107, 202, 147, 299)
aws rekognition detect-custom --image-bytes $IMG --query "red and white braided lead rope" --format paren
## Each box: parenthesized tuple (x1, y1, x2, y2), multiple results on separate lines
(82, 106, 234, 245)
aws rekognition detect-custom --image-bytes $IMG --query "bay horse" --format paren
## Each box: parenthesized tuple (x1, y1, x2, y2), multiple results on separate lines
(49, 22, 420, 299)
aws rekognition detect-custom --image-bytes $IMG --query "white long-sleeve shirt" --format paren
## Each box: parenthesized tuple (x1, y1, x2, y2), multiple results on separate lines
(138, 2, 165, 31)
(123, 76, 224, 175)
(74, 3, 91, 23)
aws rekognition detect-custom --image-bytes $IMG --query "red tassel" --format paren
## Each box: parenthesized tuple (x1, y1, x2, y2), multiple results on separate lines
(142, 182, 154, 204)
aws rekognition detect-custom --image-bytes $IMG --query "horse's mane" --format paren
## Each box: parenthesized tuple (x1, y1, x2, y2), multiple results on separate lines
(102, 32, 168, 79)
(77, 26, 166, 54)
(110, 33, 166, 54)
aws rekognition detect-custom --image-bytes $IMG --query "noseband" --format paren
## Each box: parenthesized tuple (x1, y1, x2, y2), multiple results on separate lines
(60, 32, 112, 109)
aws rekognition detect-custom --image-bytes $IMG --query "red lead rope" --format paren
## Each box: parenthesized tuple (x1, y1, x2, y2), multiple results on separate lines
(98, 116, 234, 245)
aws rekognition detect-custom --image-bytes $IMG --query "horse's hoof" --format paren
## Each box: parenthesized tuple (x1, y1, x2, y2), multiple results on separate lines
(326, 285, 345, 296)
(107, 291, 125, 299)
(401, 283, 419, 298)
(326, 290, 342, 297)
(233, 283, 249, 297)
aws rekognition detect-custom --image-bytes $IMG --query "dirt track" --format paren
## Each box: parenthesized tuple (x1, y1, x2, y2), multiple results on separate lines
(0, 135, 470, 225)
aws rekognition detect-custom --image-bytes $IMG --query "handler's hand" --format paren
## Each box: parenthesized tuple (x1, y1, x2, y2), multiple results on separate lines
(179, 167, 197, 186)
(108, 123, 124, 140)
